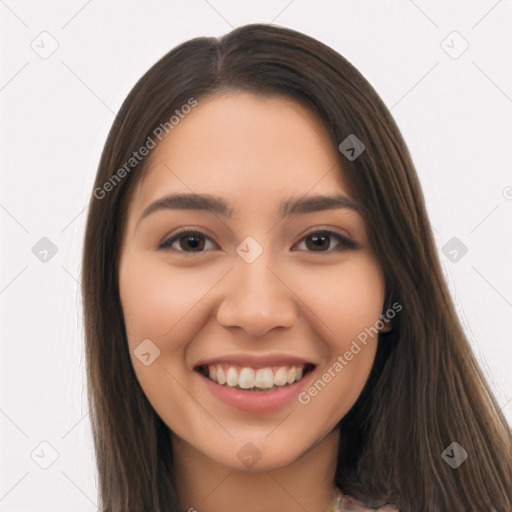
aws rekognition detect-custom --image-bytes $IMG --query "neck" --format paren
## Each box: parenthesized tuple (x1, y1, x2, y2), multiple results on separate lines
(171, 428, 340, 512)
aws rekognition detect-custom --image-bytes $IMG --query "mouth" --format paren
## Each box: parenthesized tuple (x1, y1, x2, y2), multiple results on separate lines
(194, 362, 316, 392)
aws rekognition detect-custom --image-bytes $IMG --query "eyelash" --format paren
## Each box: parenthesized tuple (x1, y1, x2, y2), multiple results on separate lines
(157, 229, 358, 254)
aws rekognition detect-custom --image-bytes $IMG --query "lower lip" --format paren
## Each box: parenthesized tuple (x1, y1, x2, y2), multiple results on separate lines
(197, 370, 315, 414)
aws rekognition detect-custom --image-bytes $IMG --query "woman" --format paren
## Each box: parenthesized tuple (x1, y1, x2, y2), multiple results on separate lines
(81, 23, 512, 512)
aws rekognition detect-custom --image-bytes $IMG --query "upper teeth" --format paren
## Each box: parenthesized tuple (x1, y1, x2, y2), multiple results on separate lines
(207, 364, 305, 390)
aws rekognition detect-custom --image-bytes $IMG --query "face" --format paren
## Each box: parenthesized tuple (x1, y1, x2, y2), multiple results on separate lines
(118, 92, 386, 471)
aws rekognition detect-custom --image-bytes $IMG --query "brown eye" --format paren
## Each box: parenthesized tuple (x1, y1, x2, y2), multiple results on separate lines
(159, 230, 216, 252)
(294, 230, 357, 252)
(305, 233, 330, 251)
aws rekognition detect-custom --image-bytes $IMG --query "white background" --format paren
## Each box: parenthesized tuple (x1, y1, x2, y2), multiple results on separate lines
(1, 1, 511, 510)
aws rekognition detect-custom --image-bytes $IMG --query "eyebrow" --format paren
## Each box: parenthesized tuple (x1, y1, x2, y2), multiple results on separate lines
(138, 192, 363, 224)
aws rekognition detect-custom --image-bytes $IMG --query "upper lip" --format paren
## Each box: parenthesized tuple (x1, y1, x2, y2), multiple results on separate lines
(193, 353, 317, 369)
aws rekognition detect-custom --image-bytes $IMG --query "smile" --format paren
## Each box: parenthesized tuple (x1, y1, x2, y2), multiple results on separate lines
(195, 363, 315, 392)
(194, 361, 316, 413)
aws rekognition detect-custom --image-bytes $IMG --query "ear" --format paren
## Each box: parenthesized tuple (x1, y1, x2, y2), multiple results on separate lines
(379, 318, 393, 333)
(380, 292, 395, 333)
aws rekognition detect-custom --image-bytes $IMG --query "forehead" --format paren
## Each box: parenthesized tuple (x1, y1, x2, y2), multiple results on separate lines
(130, 92, 350, 216)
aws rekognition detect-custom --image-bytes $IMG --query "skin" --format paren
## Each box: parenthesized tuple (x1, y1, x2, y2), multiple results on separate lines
(118, 92, 388, 512)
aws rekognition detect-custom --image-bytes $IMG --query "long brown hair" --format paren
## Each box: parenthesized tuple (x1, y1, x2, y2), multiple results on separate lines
(81, 23, 512, 511)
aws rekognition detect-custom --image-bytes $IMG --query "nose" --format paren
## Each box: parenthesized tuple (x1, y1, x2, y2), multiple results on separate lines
(215, 254, 298, 339)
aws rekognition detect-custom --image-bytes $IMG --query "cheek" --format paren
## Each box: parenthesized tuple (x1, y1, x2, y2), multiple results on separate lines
(291, 254, 385, 343)
(118, 255, 208, 412)
(119, 255, 224, 347)
(120, 259, 171, 341)
(335, 263, 385, 341)
(288, 255, 384, 413)
(292, 258, 384, 429)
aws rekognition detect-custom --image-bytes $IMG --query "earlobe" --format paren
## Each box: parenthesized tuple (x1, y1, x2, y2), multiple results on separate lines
(379, 293, 396, 333)
(379, 320, 393, 333)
